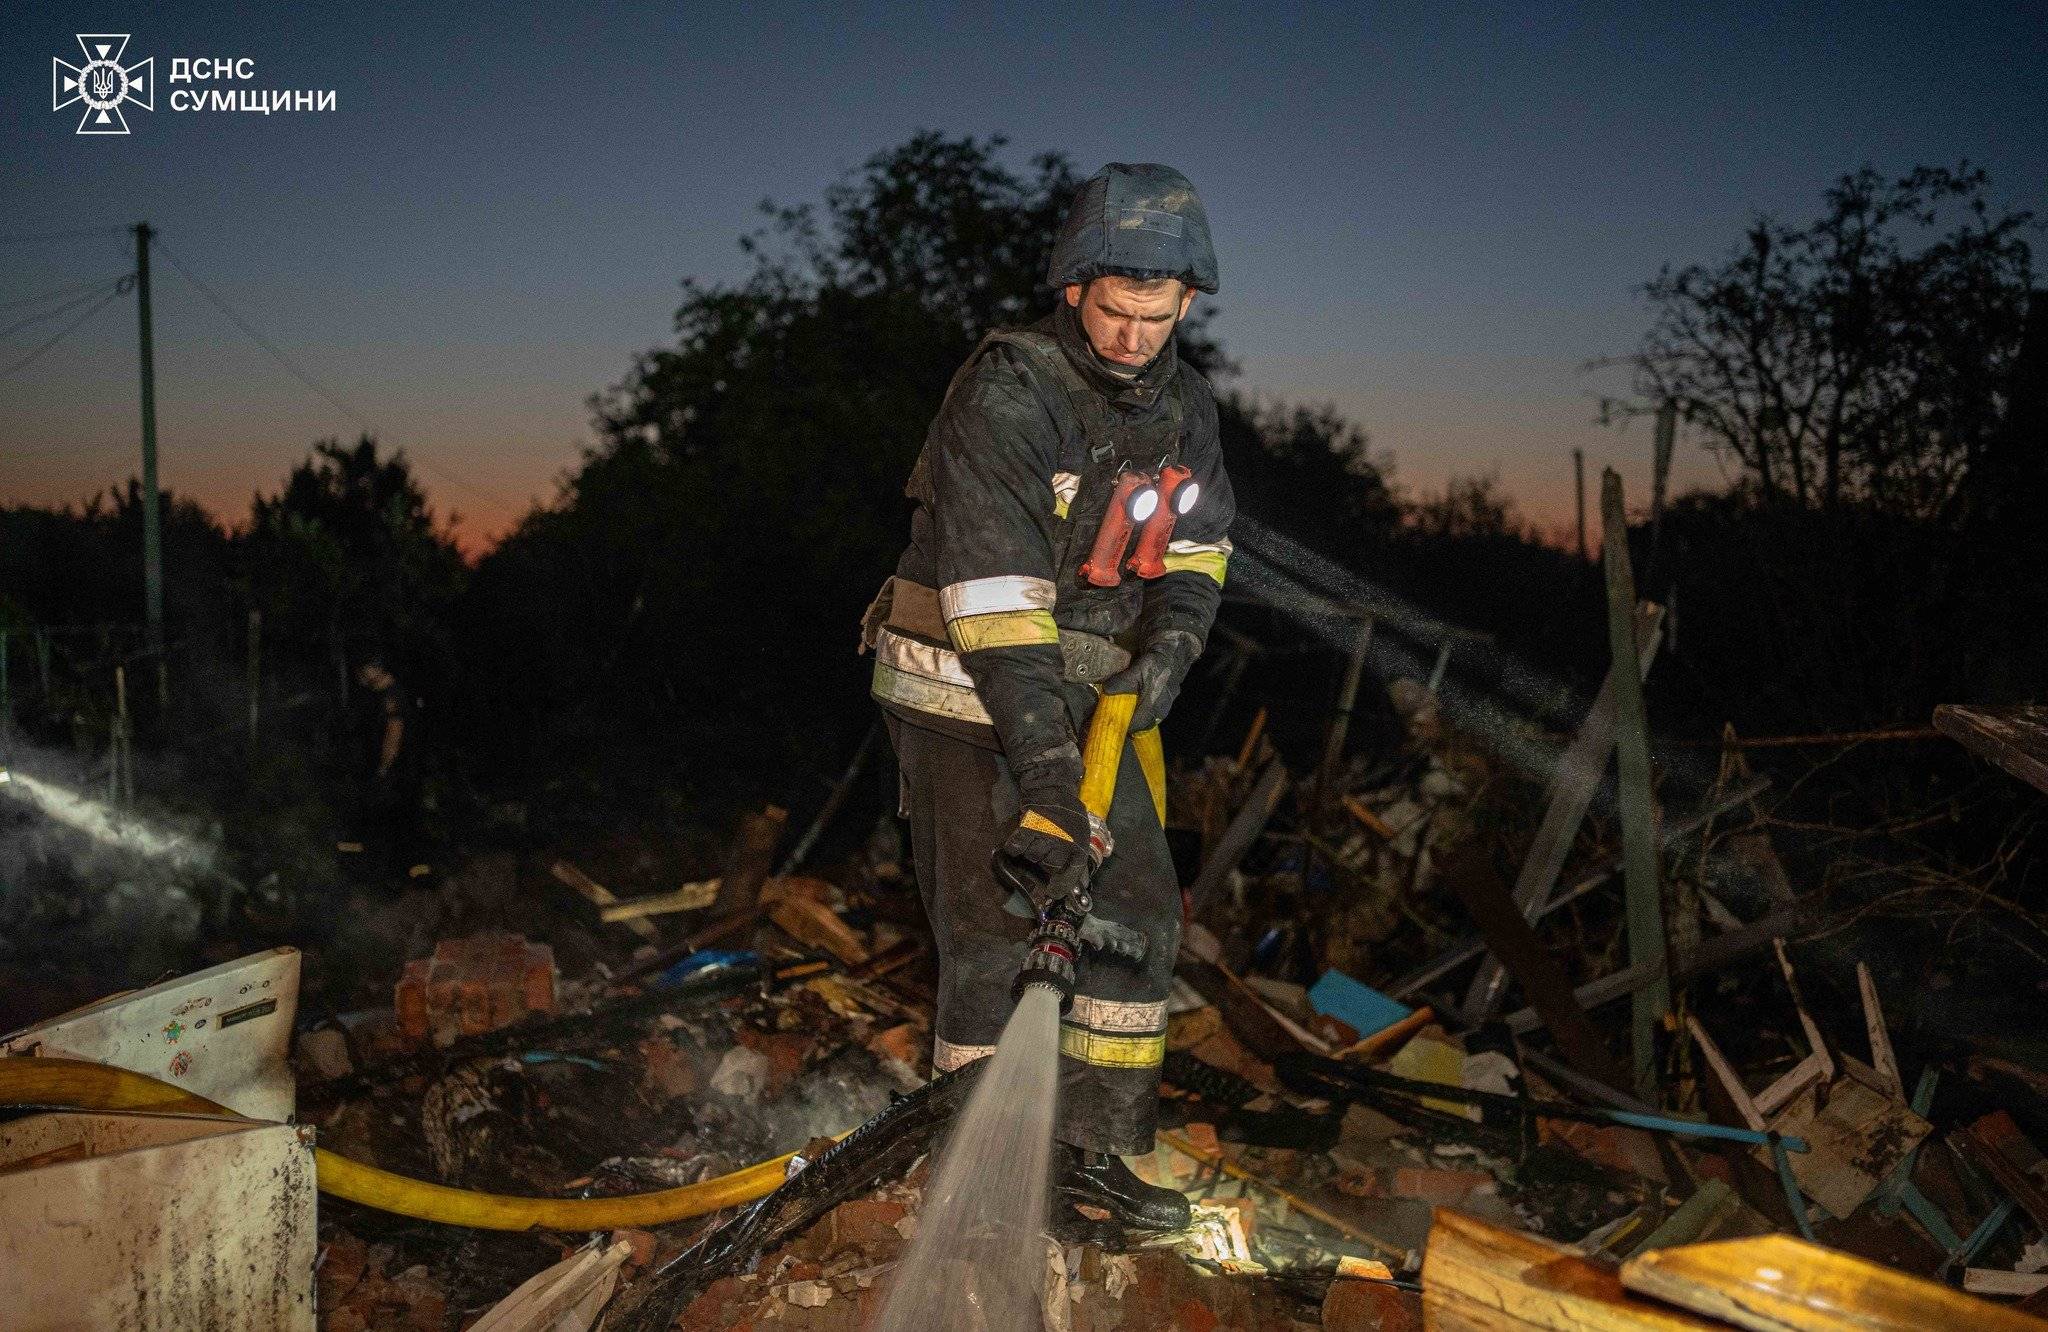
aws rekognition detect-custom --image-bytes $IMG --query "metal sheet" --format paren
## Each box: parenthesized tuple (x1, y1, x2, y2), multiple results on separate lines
(0, 1112, 316, 1330)
(2, 947, 299, 1121)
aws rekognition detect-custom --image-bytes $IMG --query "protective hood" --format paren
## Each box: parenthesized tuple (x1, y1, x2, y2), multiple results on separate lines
(1046, 163, 1219, 294)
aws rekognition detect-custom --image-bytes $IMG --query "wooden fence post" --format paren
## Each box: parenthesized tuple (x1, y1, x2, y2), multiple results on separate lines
(1603, 469, 1667, 1101)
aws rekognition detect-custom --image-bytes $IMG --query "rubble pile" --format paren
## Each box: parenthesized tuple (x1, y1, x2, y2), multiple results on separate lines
(8, 660, 2045, 1330)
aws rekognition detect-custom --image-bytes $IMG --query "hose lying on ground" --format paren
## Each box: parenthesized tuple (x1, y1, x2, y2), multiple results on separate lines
(0, 1056, 798, 1231)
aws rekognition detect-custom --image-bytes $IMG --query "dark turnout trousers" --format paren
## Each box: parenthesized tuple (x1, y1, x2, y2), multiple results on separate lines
(886, 708, 1181, 1157)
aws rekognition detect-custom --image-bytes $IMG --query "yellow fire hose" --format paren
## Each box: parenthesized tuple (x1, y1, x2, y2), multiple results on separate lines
(0, 1057, 798, 1231)
(1079, 689, 1139, 818)
(1132, 724, 1167, 827)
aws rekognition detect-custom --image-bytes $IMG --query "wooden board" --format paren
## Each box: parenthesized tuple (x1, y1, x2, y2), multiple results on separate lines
(1621, 1231, 2048, 1332)
(1962, 1112, 2048, 1235)
(1441, 845, 1634, 1097)
(1754, 1077, 1930, 1220)
(1935, 704, 2048, 796)
(1421, 1208, 1726, 1330)
(550, 860, 660, 941)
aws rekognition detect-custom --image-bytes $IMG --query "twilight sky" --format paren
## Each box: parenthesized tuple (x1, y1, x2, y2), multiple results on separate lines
(4, 2, 2043, 552)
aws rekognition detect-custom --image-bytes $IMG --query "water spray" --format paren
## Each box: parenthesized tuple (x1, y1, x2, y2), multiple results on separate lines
(0, 763, 215, 874)
(875, 689, 1143, 1332)
(1230, 514, 1715, 809)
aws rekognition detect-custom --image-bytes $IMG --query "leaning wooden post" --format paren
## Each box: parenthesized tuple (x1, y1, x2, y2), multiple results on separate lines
(1313, 613, 1373, 810)
(1602, 469, 1666, 1101)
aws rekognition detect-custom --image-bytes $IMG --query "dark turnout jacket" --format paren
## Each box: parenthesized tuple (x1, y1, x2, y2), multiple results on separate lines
(870, 299, 1235, 793)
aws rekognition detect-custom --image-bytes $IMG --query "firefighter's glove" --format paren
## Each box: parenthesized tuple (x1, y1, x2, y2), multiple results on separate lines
(995, 801, 1091, 914)
(1102, 630, 1202, 735)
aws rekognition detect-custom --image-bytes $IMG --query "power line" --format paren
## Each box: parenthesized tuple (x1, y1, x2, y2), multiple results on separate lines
(0, 272, 131, 313)
(153, 240, 373, 433)
(0, 283, 128, 381)
(0, 225, 129, 246)
(151, 238, 531, 517)
(0, 281, 125, 341)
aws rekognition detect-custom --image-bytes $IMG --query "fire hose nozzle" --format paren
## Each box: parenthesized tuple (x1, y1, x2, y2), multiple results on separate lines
(1013, 893, 1087, 1011)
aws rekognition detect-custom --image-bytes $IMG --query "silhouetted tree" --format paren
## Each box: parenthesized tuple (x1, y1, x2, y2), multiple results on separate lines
(1634, 164, 2034, 518)
(245, 436, 467, 698)
(1409, 471, 1525, 541)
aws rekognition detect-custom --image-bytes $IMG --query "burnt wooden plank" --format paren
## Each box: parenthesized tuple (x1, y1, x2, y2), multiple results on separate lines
(1935, 703, 2048, 797)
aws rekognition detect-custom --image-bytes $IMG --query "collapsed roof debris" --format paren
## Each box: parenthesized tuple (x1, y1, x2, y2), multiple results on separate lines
(4, 600, 2046, 1329)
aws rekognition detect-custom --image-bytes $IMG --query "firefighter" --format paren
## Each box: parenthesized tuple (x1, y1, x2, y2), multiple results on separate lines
(861, 163, 1233, 1235)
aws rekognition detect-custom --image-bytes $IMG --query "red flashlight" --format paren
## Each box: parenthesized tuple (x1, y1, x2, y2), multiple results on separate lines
(1079, 470, 1160, 587)
(1125, 463, 1198, 579)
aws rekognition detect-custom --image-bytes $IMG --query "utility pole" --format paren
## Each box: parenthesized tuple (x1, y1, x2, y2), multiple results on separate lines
(134, 222, 164, 660)
(1573, 448, 1588, 561)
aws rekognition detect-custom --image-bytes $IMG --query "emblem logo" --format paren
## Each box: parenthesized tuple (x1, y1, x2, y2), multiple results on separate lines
(53, 34, 153, 135)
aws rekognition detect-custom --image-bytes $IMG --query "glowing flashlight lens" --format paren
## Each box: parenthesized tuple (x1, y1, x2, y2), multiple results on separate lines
(1129, 487, 1160, 522)
(1175, 481, 1200, 515)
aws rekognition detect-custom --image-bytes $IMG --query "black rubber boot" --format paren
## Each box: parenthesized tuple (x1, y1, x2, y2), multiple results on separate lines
(1053, 1142, 1192, 1233)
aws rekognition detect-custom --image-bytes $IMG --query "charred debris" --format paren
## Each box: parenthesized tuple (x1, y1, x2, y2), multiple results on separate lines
(6, 531, 2048, 1330)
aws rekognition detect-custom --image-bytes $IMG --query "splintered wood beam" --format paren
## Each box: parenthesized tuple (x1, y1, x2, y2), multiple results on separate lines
(1754, 1052, 1829, 1120)
(1858, 961, 1904, 1101)
(549, 860, 660, 941)
(718, 806, 788, 915)
(1185, 759, 1289, 917)
(1421, 1209, 1725, 1331)
(1772, 938, 1836, 1083)
(1464, 602, 1664, 1021)
(1962, 1112, 2048, 1236)
(1442, 845, 1634, 1099)
(1621, 1231, 2048, 1332)
(1687, 1016, 1765, 1132)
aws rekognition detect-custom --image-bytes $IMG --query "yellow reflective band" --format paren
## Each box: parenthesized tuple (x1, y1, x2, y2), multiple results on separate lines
(1160, 546, 1228, 586)
(1059, 1025, 1167, 1069)
(948, 608, 1059, 652)
(1020, 810, 1073, 842)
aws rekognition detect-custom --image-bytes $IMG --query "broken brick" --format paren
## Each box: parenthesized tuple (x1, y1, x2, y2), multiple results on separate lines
(1322, 1278, 1423, 1331)
(825, 1197, 910, 1259)
(393, 931, 558, 1047)
(864, 1022, 922, 1068)
(611, 1227, 656, 1268)
(638, 1036, 698, 1102)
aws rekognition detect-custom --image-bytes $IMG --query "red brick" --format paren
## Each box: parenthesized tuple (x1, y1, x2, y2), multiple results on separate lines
(394, 961, 430, 1043)
(1321, 1279, 1422, 1331)
(522, 946, 557, 1014)
(395, 932, 559, 1048)
(825, 1197, 909, 1257)
(1390, 1166, 1492, 1203)
(864, 1023, 922, 1068)
(611, 1227, 656, 1268)
(681, 1275, 754, 1328)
